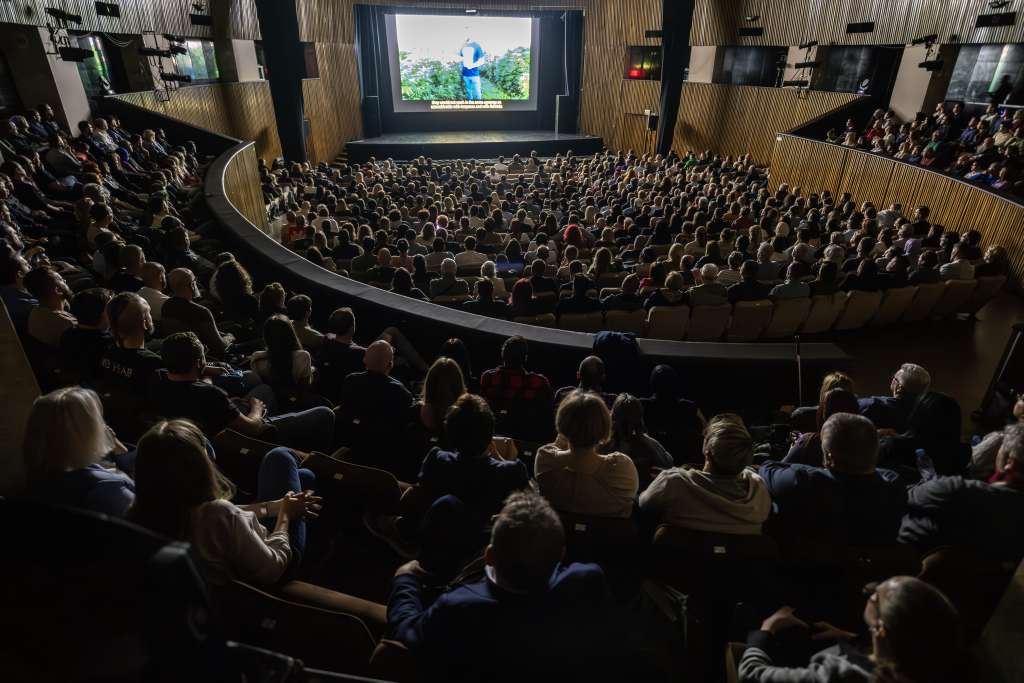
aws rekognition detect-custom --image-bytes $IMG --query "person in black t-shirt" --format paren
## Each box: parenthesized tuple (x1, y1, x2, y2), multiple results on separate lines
(318, 306, 366, 403)
(59, 287, 113, 385)
(98, 292, 162, 396)
(156, 332, 336, 452)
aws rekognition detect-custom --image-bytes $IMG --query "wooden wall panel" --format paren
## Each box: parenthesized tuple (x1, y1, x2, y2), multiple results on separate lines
(114, 81, 281, 161)
(769, 135, 1024, 285)
(223, 142, 267, 230)
(579, 0, 662, 151)
(692, 0, 1024, 47)
(670, 85, 862, 163)
(303, 42, 363, 163)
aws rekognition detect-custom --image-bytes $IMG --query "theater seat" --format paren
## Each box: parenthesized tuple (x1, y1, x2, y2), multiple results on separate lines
(687, 304, 731, 341)
(726, 300, 773, 341)
(762, 297, 811, 339)
(557, 511, 641, 566)
(368, 640, 416, 683)
(559, 311, 604, 333)
(870, 286, 918, 326)
(800, 293, 847, 334)
(833, 290, 882, 330)
(931, 279, 977, 317)
(965, 275, 1006, 315)
(212, 580, 377, 676)
(513, 313, 556, 327)
(431, 294, 473, 306)
(901, 281, 945, 321)
(533, 292, 558, 312)
(212, 429, 283, 496)
(605, 308, 647, 335)
(303, 452, 403, 516)
(646, 305, 690, 340)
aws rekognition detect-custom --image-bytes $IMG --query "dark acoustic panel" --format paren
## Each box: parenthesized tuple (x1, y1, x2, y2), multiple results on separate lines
(846, 22, 875, 33)
(555, 94, 577, 134)
(362, 95, 381, 139)
(976, 12, 1016, 28)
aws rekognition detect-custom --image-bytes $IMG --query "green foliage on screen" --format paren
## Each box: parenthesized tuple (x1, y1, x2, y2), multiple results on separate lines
(400, 47, 531, 101)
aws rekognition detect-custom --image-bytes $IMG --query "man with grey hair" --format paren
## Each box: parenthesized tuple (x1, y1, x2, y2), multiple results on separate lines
(387, 490, 625, 680)
(688, 263, 728, 306)
(859, 362, 931, 431)
(901, 422, 1024, 562)
(640, 414, 771, 534)
(428, 257, 470, 298)
(760, 412, 906, 544)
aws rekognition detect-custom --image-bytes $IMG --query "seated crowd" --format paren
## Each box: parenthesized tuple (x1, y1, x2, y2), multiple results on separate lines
(259, 146, 1007, 336)
(827, 102, 1024, 197)
(4, 114, 1021, 681)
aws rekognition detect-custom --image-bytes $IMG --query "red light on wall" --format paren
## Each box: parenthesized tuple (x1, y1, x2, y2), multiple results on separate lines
(628, 68, 643, 78)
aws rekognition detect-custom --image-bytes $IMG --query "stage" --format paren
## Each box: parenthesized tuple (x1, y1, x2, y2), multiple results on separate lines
(345, 130, 603, 162)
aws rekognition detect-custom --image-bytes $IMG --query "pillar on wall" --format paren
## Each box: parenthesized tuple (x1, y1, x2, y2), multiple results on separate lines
(656, 0, 695, 156)
(254, 0, 306, 162)
(687, 46, 718, 83)
(890, 44, 957, 123)
(0, 25, 91, 131)
(783, 45, 818, 87)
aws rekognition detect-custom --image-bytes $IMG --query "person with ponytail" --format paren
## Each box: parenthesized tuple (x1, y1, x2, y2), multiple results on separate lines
(739, 576, 964, 682)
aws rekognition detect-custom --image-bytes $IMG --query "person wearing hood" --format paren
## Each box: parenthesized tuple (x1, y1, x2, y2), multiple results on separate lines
(639, 414, 771, 535)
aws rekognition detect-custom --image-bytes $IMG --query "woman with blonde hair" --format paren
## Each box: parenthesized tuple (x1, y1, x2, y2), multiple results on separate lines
(24, 386, 135, 516)
(535, 390, 639, 518)
(129, 419, 321, 585)
(419, 357, 466, 434)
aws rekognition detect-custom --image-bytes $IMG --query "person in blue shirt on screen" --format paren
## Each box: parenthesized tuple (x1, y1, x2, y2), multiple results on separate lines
(459, 37, 486, 100)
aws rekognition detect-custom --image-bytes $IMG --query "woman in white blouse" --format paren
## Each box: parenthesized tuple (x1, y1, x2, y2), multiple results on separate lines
(129, 419, 320, 585)
(535, 391, 639, 519)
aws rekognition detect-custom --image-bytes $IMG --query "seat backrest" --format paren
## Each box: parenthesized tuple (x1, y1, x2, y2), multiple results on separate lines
(870, 286, 918, 326)
(303, 452, 402, 515)
(646, 305, 690, 340)
(966, 274, 1007, 315)
(762, 297, 811, 339)
(931, 278, 977, 317)
(212, 429, 281, 495)
(726, 300, 773, 341)
(687, 304, 732, 341)
(599, 287, 622, 299)
(559, 311, 604, 333)
(513, 313, 557, 328)
(559, 511, 641, 563)
(214, 580, 376, 676)
(533, 292, 558, 312)
(833, 289, 883, 330)
(432, 294, 473, 305)
(651, 525, 780, 591)
(605, 308, 647, 335)
(368, 640, 417, 683)
(901, 281, 946, 321)
(800, 293, 848, 333)
(965, 275, 1007, 314)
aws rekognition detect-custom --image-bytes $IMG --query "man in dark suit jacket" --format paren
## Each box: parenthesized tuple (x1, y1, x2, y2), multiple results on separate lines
(388, 491, 633, 682)
(339, 340, 415, 454)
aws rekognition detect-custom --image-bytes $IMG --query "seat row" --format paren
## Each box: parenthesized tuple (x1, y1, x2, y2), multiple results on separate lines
(499, 276, 1005, 341)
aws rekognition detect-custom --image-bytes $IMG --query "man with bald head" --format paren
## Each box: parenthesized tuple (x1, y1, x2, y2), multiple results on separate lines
(161, 267, 233, 358)
(554, 355, 616, 407)
(340, 339, 415, 462)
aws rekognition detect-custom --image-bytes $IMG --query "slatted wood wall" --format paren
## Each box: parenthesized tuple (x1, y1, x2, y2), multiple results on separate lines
(223, 142, 267, 230)
(114, 81, 282, 161)
(671, 84, 863, 163)
(770, 135, 1024, 284)
(578, 0, 662, 153)
(691, 0, 1024, 47)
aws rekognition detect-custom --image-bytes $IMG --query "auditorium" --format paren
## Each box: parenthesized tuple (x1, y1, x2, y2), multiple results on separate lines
(3, 0, 1024, 680)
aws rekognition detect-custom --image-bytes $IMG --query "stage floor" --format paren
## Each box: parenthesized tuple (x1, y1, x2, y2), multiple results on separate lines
(345, 129, 603, 161)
